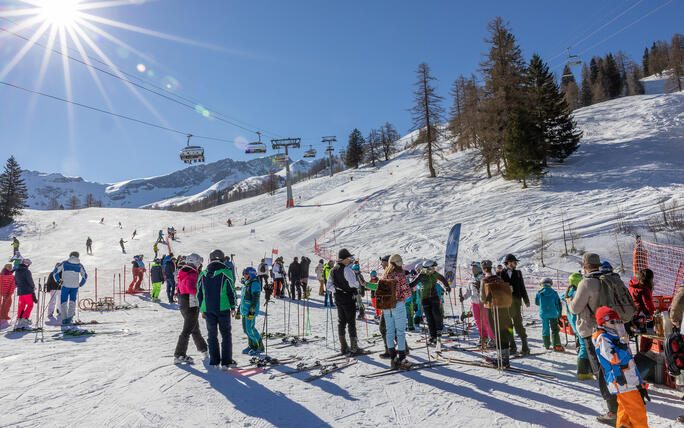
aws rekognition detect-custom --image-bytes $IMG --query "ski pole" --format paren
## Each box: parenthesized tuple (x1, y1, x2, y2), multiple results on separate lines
(422, 304, 432, 368)
(297, 297, 300, 338)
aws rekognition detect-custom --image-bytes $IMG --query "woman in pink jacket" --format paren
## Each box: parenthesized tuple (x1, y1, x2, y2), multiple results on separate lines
(0, 263, 15, 321)
(173, 254, 208, 364)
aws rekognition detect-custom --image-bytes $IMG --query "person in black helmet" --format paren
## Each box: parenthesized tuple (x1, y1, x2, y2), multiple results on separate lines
(499, 254, 530, 355)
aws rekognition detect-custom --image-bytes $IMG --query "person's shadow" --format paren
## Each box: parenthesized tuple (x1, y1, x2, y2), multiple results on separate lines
(177, 363, 331, 427)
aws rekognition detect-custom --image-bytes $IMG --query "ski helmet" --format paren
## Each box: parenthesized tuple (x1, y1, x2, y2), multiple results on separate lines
(540, 277, 553, 286)
(242, 267, 257, 279)
(370, 270, 377, 277)
(185, 253, 203, 268)
(568, 272, 583, 287)
(209, 249, 225, 262)
(20, 258, 31, 267)
(480, 260, 493, 269)
(601, 261, 613, 272)
(351, 264, 360, 271)
(422, 260, 437, 269)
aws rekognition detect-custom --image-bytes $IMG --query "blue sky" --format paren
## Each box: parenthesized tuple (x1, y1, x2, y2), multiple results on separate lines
(0, 0, 680, 183)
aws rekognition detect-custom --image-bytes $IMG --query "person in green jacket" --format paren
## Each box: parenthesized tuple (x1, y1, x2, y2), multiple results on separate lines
(323, 260, 334, 308)
(409, 260, 450, 345)
(240, 267, 264, 355)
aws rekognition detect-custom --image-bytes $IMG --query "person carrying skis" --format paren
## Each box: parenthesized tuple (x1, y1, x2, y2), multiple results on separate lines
(499, 254, 530, 356)
(13, 258, 36, 330)
(163, 253, 177, 304)
(380, 253, 413, 369)
(461, 261, 495, 348)
(53, 251, 87, 325)
(0, 264, 15, 321)
(196, 250, 236, 369)
(300, 255, 311, 299)
(592, 306, 650, 428)
(119, 238, 126, 253)
(328, 249, 361, 355)
(272, 257, 284, 298)
(479, 260, 513, 368)
(535, 278, 564, 351)
(288, 257, 302, 300)
(85, 237, 92, 255)
(409, 260, 450, 345)
(257, 258, 269, 289)
(173, 253, 208, 364)
(315, 259, 325, 296)
(153, 243, 159, 259)
(239, 267, 264, 355)
(11, 237, 19, 257)
(150, 259, 164, 302)
(45, 263, 62, 319)
(565, 252, 619, 425)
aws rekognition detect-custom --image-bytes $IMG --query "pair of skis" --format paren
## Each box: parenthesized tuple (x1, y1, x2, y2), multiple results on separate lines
(361, 361, 449, 378)
(434, 351, 555, 379)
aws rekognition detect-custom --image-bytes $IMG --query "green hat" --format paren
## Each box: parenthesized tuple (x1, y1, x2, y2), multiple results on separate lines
(568, 272, 583, 287)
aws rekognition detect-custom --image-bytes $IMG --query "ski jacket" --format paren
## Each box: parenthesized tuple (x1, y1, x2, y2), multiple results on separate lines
(44, 272, 61, 292)
(223, 260, 236, 285)
(535, 284, 562, 319)
(163, 257, 175, 277)
(592, 328, 642, 394)
(315, 263, 324, 280)
(288, 261, 301, 282)
(0, 270, 15, 295)
(329, 263, 359, 305)
(566, 271, 601, 338)
(498, 268, 530, 305)
(197, 261, 236, 314)
(53, 256, 87, 289)
(12, 239, 19, 249)
(410, 271, 448, 300)
(177, 266, 199, 295)
(14, 265, 35, 296)
(136, 259, 145, 269)
(272, 262, 284, 279)
(150, 263, 164, 283)
(300, 257, 311, 278)
(462, 274, 483, 304)
(257, 262, 268, 276)
(381, 270, 412, 303)
(323, 264, 332, 281)
(628, 277, 655, 317)
(562, 285, 578, 329)
(671, 283, 684, 326)
(240, 277, 261, 316)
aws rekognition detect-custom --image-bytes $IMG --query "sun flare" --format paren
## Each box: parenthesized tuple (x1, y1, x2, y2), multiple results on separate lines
(38, 0, 81, 27)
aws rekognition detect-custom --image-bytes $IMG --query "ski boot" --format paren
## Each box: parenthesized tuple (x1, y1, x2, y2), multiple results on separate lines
(62, 317, 73, 325)
(349, 336, 360, 355)
(389, 348, 399, 369)
(542, 335, 551, 350)
(554, 345, 565, 352)
(242, 347, 252, 355)
(396, 350, 412, 370)
(596, 411, 617, 426)
(520, 338, 530, 356)
(379, 342, 391, 359)
(174, 355, 194, 365)
(339, 336, 350, 355)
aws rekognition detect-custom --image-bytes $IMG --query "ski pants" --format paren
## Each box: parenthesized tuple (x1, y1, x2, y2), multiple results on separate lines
(405, 299, 414, 329)
(336, 300, 357, 340)
(273, 278, 283, 297)
(0, 293, 12, 320)
(318, 279, 325, 296)
(289, 279, 302, 300)
(204, 311, 232, 366)
(151, 282, 162, 299)
(165, 276, 176, 303)
(616, 389, 648, 428)
(422, 296, 443, 339)
(567, 314, 588, 359)
(17, 294, 33, 319)
(47, 289, 60, 316)
(383, 301, 407, 351)
(128, 268, 143, 291)
(60, 287, 79, 320)
(86, 244, 92, 255)
(583, 335, 619, 414)
(541, 317, 561, 347)
(509, 296, 527, 348)
(356, 293, 366, 318)
(487, 306, 512, 351)
(174, 294, 207, 357)
(242, 315, 263, 352)
(472, 302, 494, 339)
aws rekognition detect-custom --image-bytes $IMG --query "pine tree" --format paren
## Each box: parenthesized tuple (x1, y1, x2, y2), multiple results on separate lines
(366, 128, 380, 167)
(503, 109, 544, 188)
(345, 128, 365, 169)
(67, 195, 80, 210)
(409, 62, 444, 177)
(380, 122, 400, 161)
(525, 54, 582, 165)
(667, 33, 683, 92)
(0, 156, 28, 227)
(603, 53, 622, 98)
(560, 65, 580, 110)
(580, 64, 593, 106)
(449, 74, 483, 150)
(642, 47, 650, 76)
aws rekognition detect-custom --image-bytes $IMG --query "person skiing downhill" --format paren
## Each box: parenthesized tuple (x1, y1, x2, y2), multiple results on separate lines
(119, 238, 126, 253)
(196, 250, 236, 369)
(53, 251, 88, 325)
(13, 258, 36, 330)
(85, 237, 92, 255)
(240, 267, 264, 355)
(409, 260, 450, 345)
(11, 237, 19, 257)
(156, 230, 164, 244)
(535, 278, 564, 351)
(173, 253, 208, 365)
(498, 254, 530, 355)
(131, 229, 137, 240)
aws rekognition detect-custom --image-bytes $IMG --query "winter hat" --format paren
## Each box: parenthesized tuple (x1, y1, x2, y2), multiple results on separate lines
(69, 251, 79, 258)
(20, 258, 31, 267)
(380, 255, 390, 262)
(338, 248, 353, 261)
(496, 264, 503, 272)
(595, 306, 620, 326)
(581, 253, 601, 267)
(601, 261, 613, 272)
(568, 272, 583, 287)
(539, 277, 553, 286)
(389, 254, 403, 267)
(480, 260, 493, 269)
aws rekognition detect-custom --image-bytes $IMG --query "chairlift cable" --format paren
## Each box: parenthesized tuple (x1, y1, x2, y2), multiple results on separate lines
(0, 79, 232, 143)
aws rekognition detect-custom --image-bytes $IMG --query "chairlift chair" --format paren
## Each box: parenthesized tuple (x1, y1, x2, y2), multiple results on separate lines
(179, 134, 205, 164)
(245, 131, 267, 154)
(324, 146, 334, 155)
(303, 145, 316, 158)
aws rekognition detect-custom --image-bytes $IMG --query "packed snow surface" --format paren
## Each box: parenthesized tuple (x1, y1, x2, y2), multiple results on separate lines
(1, 92, 684, 427)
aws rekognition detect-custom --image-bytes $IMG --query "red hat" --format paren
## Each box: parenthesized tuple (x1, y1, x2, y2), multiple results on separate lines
(595, 306, 620, 326)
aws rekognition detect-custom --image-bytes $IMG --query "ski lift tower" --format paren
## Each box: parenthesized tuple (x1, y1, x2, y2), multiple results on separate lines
(322, 136, 337, 178)
(271, 137, 301, 208)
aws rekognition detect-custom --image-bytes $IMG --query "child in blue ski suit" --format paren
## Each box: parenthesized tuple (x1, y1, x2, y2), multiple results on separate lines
(534, 277, 563, 351)
(563, 272, 592, 380)
(240, 267, 264, 355)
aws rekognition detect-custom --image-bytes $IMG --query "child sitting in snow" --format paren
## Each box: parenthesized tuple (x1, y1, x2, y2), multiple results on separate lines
(592, 306, 649, 428)
(534, 277, 564, 351)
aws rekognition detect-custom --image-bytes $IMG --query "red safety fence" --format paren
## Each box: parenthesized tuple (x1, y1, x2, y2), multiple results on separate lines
(633, 237, 684, 297)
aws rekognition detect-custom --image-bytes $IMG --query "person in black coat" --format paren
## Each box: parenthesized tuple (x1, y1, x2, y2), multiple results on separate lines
(45, 263, 61, 318)
(299, 256, 311, 298)
(163, 254, 177, 303)
(498, 254, 530, 355)
(288, 258, 302, 300)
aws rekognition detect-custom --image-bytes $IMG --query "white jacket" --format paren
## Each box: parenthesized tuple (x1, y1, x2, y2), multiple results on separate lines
(314, 263, 324, 280)
(272, 262, 283, 279)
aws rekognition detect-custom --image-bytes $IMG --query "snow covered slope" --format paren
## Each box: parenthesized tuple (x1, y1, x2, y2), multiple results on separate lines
(1, 92, 683, 427)
(640, 71, 684, 95)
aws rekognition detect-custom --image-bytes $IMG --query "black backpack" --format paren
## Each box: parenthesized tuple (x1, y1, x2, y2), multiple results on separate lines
(664, 331, 684, 376)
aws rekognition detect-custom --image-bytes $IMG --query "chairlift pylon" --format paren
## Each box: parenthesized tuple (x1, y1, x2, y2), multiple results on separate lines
(179, 134, 205, 164)
(245, 131, 267, 154)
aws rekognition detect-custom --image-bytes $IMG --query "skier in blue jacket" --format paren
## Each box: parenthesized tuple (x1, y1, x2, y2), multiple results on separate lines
(535, 277, 563, 351)
(240, 267, 264, 355)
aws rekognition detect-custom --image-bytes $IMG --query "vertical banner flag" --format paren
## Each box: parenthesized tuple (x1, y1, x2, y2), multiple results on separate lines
(444, 223, 462, 286)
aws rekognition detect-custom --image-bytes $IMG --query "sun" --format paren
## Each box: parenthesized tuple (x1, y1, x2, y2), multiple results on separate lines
(39, 0, 81, 27)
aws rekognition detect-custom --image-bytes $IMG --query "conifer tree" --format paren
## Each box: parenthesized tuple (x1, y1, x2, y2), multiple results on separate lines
(503, 109, 544, 188)
(380, 122, 400, 161)
(409, 62, 444, 177)
(580, 64, 593, 106)
(667, 33, 683, 92)
(603, 53, 622, 98)
(0, 156, 28, 227)
(560, 65, 580, 110)
(642, 48, 650, 76)
(365, 128, 380, 167)
(345, 128, 365, 169)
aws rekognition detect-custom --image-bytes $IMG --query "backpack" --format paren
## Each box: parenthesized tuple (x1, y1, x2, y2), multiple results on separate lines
(597, 273, 636, 323)
(664, 331, 684, 376)
(483, 278, 512, 309)
(375, 279, 397, 310)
